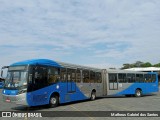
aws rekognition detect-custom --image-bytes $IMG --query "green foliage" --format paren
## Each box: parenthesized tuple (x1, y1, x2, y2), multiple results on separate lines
(121, 61, 160, 69)
(141, 62, 152, 67)
(153, 63, 160, 67)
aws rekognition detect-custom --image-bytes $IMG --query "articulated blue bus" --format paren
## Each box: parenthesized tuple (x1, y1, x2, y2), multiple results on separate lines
(2, 59, 159, 107)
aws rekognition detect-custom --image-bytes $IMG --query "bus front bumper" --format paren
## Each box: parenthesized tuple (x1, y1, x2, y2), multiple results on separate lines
(2, 93, 28, 106)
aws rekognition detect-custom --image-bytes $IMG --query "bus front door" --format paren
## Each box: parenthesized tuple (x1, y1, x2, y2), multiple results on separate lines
(30, 66, 49, 105)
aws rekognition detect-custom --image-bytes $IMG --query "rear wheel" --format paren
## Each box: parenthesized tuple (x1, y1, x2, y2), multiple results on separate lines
(49, 95, 59, 107)
(135, 89, 142, 97)
(91, 91, 96, 100)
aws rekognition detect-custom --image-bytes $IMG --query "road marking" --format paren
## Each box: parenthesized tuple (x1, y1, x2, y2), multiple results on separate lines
(70, 105, 96, 120)
(108, 102, 131, 111)
(98, 100, 131, 111)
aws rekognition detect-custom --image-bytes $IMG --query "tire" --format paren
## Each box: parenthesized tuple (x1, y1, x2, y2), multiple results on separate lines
(135, 89, 142, 97)
(91, 91, 96, 101)
(49, 95, 59, 108)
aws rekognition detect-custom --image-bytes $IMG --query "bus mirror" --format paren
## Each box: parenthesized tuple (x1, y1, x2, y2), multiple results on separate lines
(1, 66, 9, 78)
(1, 70, 3, 77)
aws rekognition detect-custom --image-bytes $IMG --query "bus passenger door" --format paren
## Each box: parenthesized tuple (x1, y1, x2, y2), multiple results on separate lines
(109, 74, 118, 90)
(67, 69, 76, 93)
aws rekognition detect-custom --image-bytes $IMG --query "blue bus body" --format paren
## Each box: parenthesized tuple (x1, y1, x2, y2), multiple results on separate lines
(2, 59, 159, 107)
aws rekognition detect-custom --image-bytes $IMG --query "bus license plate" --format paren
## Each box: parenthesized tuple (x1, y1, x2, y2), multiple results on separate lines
(6, 97, 11, 102)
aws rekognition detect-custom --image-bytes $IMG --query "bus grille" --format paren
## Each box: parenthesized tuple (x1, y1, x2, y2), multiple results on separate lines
(3, 95, 17, 102)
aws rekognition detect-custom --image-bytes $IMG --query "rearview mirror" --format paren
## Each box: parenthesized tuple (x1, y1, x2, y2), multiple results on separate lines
(1, 70, 3, 77)
(1, 66, 9, 78)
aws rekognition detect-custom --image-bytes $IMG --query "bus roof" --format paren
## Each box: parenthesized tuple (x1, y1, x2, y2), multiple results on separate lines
(10, 59, 157, 74)
(10, 59, 102, 71)
(10, 59, 62, 68)
(106, 69, 157, 74)
(56, 61, 102, 72)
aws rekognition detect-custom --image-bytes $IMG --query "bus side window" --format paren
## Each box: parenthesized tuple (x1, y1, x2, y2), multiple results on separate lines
(146, 74, 151, 83)
(144, 74, 147, 82)
(67, 68, 76, 82)
(76, 69, 81, 83)
(90, 71, 95, 83)
(148, 74, 152, 83)
(96, 72, 102, 83)
(135, 74, 140, 83)
(82, 70, 89, 83)
(109, 74, 117, 83)
(48, 67, 60, 84)
(144, 74, 152, 83)
(127, 74, 135, 83)
(67, 69, 71, 82)
(118, 73, 126, 83)
(140, 74, 144, 83)
(136, 74, 144, 83)
(60, 68, 67, 82)
(127, 74, 131, 83)
(151, 74, 156, 83)
(136, 74, 139, 83)
(71, 69, 76, 82)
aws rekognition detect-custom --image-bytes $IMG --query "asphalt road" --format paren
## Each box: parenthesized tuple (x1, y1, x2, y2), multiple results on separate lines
(0, 89, 160, 120)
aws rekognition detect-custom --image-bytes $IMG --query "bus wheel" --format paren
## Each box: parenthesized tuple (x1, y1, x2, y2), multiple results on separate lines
(135, 89, 142, 97)
(49, 95, 59, 107)
(91, 91, 96, 100)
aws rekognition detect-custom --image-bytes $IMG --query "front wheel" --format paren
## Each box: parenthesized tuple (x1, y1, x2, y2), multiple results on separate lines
(49, 95, 59, 108)
(91, 91, 96, 100)
(135, 89, 142, 97)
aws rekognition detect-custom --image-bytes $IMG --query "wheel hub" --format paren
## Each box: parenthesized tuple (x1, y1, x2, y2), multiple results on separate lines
(137, 91, 141, 96)
(51, 98, 56, 104)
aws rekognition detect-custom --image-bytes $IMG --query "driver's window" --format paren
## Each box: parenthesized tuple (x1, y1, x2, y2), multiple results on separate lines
(13, 72, 20, 87)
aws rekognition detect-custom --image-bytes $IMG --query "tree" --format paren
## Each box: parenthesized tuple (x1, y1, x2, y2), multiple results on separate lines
(134, 61, 144, 67)
(141, 62, 152, 67)
(121, 63, 130, 69)
(121, 61, 160, 69)
(153, 63, 160, 67)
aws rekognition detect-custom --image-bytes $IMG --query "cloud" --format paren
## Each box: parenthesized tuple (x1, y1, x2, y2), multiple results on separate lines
(0, 0, 160, 70)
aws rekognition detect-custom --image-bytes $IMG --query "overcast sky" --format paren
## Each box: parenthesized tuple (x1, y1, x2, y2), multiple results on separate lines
(0, 0, 160, 69)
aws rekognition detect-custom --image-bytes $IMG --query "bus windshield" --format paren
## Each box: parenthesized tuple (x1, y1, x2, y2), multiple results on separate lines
(4, 71, 27, 89)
